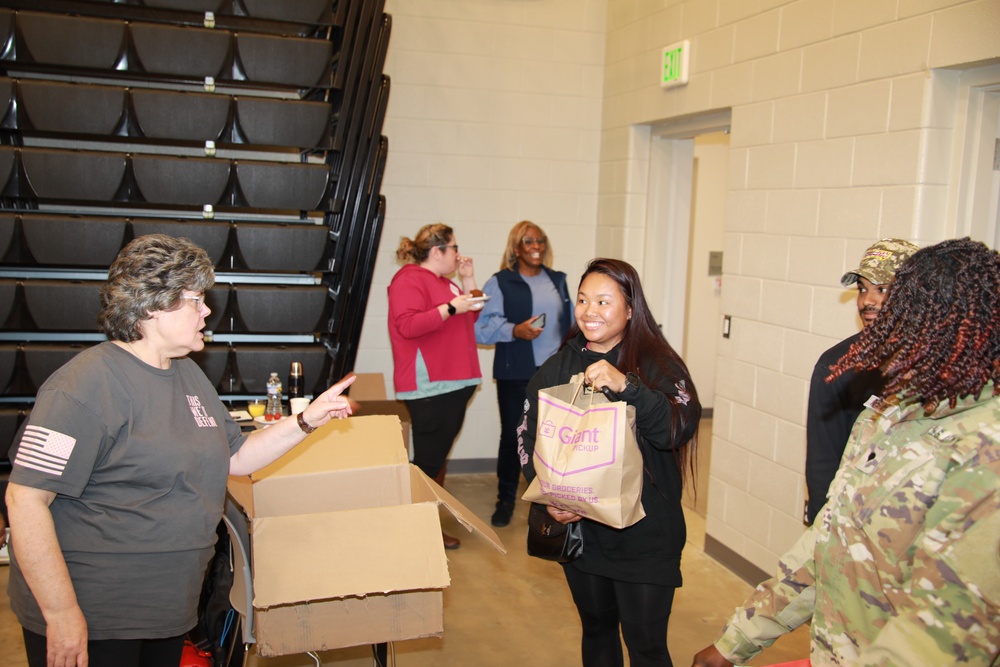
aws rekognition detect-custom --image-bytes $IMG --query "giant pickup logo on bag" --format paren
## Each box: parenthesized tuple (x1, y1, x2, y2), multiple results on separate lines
(523, 375, 645, 529)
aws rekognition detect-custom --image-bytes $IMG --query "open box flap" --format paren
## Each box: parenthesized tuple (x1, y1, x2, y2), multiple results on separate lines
(229, 415, 412, 519)
(409, 465, 507, 555)
(250, 415, 407, 481)
(250, 503, 449, 609)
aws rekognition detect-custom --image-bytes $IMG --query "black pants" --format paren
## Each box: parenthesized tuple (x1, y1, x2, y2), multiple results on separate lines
(23, 628, 185, 667)
(404, 385, 476, 479)
(495, 377, 531, 504)
(563, 566, 676, 667)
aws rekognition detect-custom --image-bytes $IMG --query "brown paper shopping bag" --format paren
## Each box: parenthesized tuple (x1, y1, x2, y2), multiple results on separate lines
(522, 374, 645, 528)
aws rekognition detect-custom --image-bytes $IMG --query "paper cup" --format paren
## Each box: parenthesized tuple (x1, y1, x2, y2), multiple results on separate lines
(290, 397, 309, 415)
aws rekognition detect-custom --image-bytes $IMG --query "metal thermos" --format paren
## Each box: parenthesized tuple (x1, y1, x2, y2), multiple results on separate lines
(288, 361, 304, 399)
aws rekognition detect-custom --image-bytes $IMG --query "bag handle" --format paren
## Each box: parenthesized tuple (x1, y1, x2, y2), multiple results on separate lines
(571, 373, 624, 411)
(568, 373, 598, 408)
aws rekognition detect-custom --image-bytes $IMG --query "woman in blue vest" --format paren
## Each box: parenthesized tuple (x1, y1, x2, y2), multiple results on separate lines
(475, 220, 572, 526)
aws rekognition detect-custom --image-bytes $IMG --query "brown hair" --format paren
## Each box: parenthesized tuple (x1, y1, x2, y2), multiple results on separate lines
(396, 223, 454, 264)
(500, 220, 552, 271)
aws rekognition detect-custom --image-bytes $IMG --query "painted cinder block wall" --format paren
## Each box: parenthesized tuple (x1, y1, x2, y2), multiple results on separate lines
(355, 0, 1000, 574)
(354, 0, 608, 467)
(599, 0, 1000, 573)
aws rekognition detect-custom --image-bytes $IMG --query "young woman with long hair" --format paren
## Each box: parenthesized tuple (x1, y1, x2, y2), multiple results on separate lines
(518, 258, 701, 667)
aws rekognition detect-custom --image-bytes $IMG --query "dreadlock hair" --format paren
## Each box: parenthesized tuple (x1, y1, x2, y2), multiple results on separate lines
(828, 238, 1000, 413)
(570, 258, 701, 487)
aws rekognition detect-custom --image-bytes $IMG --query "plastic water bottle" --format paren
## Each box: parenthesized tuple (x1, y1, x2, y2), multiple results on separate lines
(265, 372, 283, 420)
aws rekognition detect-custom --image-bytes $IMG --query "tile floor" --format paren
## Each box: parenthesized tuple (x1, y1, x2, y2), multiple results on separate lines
(0, 471, 809, 666)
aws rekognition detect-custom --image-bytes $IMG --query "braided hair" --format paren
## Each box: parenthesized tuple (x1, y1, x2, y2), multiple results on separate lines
(828, 238, 1000, 413)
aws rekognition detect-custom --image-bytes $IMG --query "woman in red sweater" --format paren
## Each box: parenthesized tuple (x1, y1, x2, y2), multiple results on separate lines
(388, 223, 483, 549)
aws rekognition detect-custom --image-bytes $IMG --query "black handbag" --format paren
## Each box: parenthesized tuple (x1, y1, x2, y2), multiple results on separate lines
(526, 502, 583, 562)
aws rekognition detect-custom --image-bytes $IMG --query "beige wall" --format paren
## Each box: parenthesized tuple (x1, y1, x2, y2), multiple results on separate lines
(355, 0, 1000, 572)
(601, 0, 1000, 571)
(355, 0, 608, 462)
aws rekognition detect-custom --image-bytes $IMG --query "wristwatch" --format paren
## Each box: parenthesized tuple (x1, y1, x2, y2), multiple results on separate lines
(446, 302, 457, 316)
(296, 412, 317, 434)
(623, 372, 640, 393)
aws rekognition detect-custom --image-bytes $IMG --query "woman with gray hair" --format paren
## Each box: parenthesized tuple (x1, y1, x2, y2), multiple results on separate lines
(6, 234, 356, 667)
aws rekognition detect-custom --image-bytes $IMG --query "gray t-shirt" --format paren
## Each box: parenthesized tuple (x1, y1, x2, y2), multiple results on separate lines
(8, 342, 246, 639)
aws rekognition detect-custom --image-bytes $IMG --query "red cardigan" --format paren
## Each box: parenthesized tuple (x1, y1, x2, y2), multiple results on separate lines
(387, 263, 481, 393)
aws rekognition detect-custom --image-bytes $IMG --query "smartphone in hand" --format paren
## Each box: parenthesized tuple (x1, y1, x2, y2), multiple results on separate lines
(533, 313, 546, 328)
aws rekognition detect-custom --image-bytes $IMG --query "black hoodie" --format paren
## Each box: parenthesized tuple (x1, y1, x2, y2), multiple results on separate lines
(518, 332, 701, 586)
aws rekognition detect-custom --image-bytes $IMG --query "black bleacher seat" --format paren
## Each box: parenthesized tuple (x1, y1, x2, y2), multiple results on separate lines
(4, 77, 332, 151)
(21, 215, 127, 267)
(131, 154, 230, 206)
(17, 11, 126, 70)
(0, 344, 15, 394)
(20, 148, 127, 202)
(203, 284, 231, 333)
(130, 22, 231, 78)
(187, 343, 231, 391)
(0, 11, 11, 54)
(236, 160, 330, 211)
(241, 0, 334, 25)
(0, 214, 14, 261)
(0, 280, 15, 328)
(0, 78, 13, 127)
(130, 219, 231, 266)
(18, 80, 125, 136)
(131, 88, 230, 142)
(235, 33, 332, 88)
(235, 97, 332, 149)
(233, 223, 327, 272)
(22, 280, 102, 332)
(23, 343, 92, 393)
(0, 407, 25, 453)
(231, 344, 329, 395)
(233, 285, 328, 334)
(0, 146, 16, 194)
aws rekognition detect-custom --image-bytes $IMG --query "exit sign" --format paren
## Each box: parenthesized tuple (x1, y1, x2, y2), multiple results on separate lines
(660, 40, 690, 88)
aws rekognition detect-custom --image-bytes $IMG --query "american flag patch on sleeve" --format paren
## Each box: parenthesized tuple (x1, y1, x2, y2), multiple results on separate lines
(13, 426, 78, 476)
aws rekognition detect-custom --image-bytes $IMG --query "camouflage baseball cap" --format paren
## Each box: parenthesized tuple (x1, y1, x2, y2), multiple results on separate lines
(840, 238, 919, 287)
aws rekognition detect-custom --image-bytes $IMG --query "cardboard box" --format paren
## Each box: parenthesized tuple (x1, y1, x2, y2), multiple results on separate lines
(228, 414, 505, 657)
(349, 372, 412, 449)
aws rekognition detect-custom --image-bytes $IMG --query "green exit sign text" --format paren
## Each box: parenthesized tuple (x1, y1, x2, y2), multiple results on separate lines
(660, 40, 690, 89)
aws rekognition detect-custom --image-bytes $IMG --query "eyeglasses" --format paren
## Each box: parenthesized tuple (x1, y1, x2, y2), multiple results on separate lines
(179, 294, 206, 311)
(521, 237, 547, 247)
(438, 244, 459, 252)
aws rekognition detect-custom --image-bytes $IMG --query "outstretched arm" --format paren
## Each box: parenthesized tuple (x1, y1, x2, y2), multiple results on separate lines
(230, 374, 356, 476)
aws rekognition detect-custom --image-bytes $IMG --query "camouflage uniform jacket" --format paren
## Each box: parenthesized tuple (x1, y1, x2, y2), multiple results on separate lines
(714, 386, 1000, 666)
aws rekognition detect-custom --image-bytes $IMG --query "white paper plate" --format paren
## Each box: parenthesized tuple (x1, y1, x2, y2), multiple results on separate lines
(254, 415, 288, 424)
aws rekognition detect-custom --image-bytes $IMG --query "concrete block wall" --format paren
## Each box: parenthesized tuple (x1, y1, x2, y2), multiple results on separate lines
(353, 0, 608, 465)
(351, 0, 998, 573)
(600, 0, 1000, 572)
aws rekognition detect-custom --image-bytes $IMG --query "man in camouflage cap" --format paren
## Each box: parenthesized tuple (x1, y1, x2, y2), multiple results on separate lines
(692, 238, 1000, 666)
(804, 238, 918, 524)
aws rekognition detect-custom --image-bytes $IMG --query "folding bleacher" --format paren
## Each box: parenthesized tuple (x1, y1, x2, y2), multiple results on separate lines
(0, 0, 391, 413)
